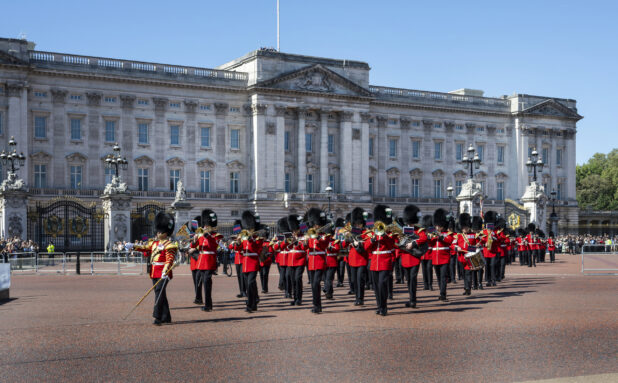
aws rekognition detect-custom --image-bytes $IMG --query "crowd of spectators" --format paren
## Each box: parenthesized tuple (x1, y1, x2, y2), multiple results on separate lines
(555, 234, 617, 254)
(0, 237, 39, 263)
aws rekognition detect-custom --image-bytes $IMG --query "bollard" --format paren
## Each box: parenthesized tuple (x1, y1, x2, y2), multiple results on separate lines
(76, 252, 81, 275)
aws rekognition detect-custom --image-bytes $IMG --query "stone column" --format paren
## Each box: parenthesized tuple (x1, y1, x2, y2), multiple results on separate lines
(251, 103, 267, 193)
(516, 122, 531, 198)
(214, 103, 228, 192)
(422, 120, 434, 197)
(6, 83, 29, 183)
(101, 177, 131, 251)
(340, 111, 354, 194)
(297, 107, 307, 193)
(522, 181, 547, 230)
(152, 97, 168, 190)
(86, 92, 102, 186)
(274, 105, 287, 191)
(400, 118, 411, 195)
(51, 88, 68, 188)
(0, 182, 28, 241)
(360, 112, 371, 195)
(565, 130, 576, 201)
(319, 109, 329, 192)
(376, 115, 388, 196)
(120, 94, 135, 187)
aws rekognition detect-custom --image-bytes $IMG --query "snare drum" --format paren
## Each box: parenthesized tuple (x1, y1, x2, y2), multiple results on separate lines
(465, 248, 485, 270)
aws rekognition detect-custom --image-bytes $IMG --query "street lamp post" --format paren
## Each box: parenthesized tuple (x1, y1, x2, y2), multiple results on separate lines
(104, 143, 128, 182)
(526, 148, 544, 182)
(0, 136, 26, 174)
(462, 144, 481, 180)
(325, 186, 333, 219)
(550, 189, 558, 235)
(446, 185, 454, 216)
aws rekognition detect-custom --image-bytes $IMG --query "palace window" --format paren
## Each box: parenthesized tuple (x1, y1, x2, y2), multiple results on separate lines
(138, 168, 149, 191)
(497, 182, 504, 200)
(477, 144, 485, 162)
(138, 123, 149, 144)
(35, 116, 48, 138)
(137, 99, 149, 105)
(305, 133, 313, 152)
(434, 123, 441, 129)
(434, 179, 442, 199)
(201, 126, 211, 148)
(557, 182, 563, 200)
(556, 148, 563, 166)
(476, 126, 485, 133)
(328, 134, 335, 154)
(389, 138, 398, 158)
(329, 174, 336, 191)
(105, 167, 116, 185)
(456, 143, 464, 161)
(455, 180, 463, 195)
(306, 174, 314, 193)
(412, 121, 420, 127)
(434, 142, 442, 160)
(70, 94, 82, 101)
(455, 125, 464, 131)
(497, 145, 505, 164)
(169, 169, 180, 191)
(105, 120, 116, 142)
(170, 125, 180, 145)
(70, 166, 82, 189)
(169, 102, 180, 108)
(34, 91, 47, 98)
(70, 118, 82, 140)
(412, 140, 421, 159)
(369, 137, 375, 157)
(199, 104, 210, 111)
(284, 131, 290, 152)
(200, 170, 211, 193)
(388, 177, 398, 197)
(542, 147, 549, 165)
(285, 173, 291, 192)
(34, 164, 47, 188)
(230, 172, 239, 194)
(411, 178, 420, 198)
(230, 129, 240, 150)
(104, 97, 116, 103)
(368, 176, 374, 195)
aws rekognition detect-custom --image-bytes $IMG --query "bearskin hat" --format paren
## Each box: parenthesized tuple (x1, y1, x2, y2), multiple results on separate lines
(433, 208, 448, 228)
(344, 213, 351, 225)
(241, 210, 258, 231)
(305, 207, 327, 228)
(496, 217, 506, 230)
(458, 213, 472, 229)
(403, 204, 420, 225)
(517, 228, 526, 237)
(193, 215, 202, 227)
(155, 212, 175, 236)
(472, 216, 483, 231)
(287, 214, 302, 233)
(201, 209, 217, 228)
(549, 231, 555, 238)
(421, 214, 433, 229)
(335, 217, 345, 228)
(536, 229, 545, 238)
(527, 223, 536, 233)
(277, 217, 290, 234)
(447, 215, 456, 232)
(484, 210, 498, 224)
(373, 204, 393, 225)
(351, 207, 366, 227)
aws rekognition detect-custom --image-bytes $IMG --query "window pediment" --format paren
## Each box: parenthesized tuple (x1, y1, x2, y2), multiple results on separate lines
(65, 152, 87, 164)
(30, 151, 52, 162)
(134, 155, 154, 166)
(197, 158, 216, 169)
(409, 168, 423, 177)
(226, 160, 245, 170)
(432, 169, 444, 178)
(386, 167, 400, 176)
(166, 157, 185, 167)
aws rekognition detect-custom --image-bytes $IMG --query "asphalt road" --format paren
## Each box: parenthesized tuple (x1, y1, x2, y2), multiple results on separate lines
(1, 255, 616, 382)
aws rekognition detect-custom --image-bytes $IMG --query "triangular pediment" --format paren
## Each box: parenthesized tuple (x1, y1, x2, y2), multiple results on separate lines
(0, 51, 28, 66)
(519, 99, 582, 121)
(255, 64, 373, 97)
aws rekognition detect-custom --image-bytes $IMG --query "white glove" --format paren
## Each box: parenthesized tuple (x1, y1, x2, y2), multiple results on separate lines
(160, 274, 169, 280)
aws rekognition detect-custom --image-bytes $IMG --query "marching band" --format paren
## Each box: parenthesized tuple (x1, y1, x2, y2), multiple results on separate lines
(136, 205, 552, 324)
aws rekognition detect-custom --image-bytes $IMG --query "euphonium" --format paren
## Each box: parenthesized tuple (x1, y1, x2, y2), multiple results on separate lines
(373, 221, 386, 237)
(386, 221, 404, 236)
(239, 229, 250, 241)
(307, 228, 318, 239)
(317, 221, 333, 234)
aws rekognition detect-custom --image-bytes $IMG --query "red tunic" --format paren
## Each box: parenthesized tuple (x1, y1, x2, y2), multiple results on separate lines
(481, 229, 499, 258)
(260, 244, 274, 267)
(365, 234, 397, 271)
(548, 238, 555, 251)
(138, 239, 177, 279)
(191, 232, 222, 271)
(307, 237, 328, 271)
(429, 232, 453, 266)
(343, 230, 369, 267)
(229, 242, 243, 265)
(326, 239, 340, 268)
(241, 237, 264, 273)
(287, 241, 307, 267)
(399, 228, 427, 268)
(456, 233, 478, 270)
(496, 230, 508, 257)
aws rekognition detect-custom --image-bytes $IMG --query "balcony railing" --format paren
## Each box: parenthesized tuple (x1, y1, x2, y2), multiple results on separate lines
(28, 188, 248, 200)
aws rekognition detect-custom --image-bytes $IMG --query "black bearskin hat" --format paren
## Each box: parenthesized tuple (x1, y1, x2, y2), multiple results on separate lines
(201, 209, 217, 228)
(241, 210, 258, 231)
(155, 212, 175, 236)
(472, 216, 483, 231)
(287, 214, 302, 233)
(277, 217, 290, 234)
(351, 207, 366, 227)
(536, 229, 545, 238)
(458, 213, 471, 229)
(517, 228, 526, 237)
(496, 217, 506, 230)
(373, 204, 393, 225)
(447, 215, 456, 232)
(403, 204, 420, 225)
(344, 213, 351, 224)
(549, 231, 555, 238)
(527, 223, 536, 234)
(484, 210, 498, 224)
(335, 217, 345, 228)
(193, 215, 202, 227)
(421, 214, 433, 228)
(433, 208, 448, 228)
(305, 207, 327, 228)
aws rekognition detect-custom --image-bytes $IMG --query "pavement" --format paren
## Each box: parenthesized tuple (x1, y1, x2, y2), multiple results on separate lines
(0, 254, 616, 383)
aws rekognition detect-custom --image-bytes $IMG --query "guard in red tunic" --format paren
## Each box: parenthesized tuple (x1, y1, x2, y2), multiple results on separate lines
(548, 231, 556, 263)
(456, 213, 476, 296)
(398, 204, 428, 308)
(259, 235, 274, 294)
(471, 216, 484, 290)
(364, 219, 397, 316)
(496, 218, 508, 282)
(420, 214, 434, 291)
(525, 223, 537, 267)
(135, 212, 177, 325)
(190, 209, 222, 312)
(480, 211, 500, 287)
(240, 211, 264, 313)
(304, 208, 329, 313)
(428, 209, 454, 302)
(274, 217, 290, 295)
(516, 228, 527, 266)
(287, 214, 307, 306)
(333, 217, 346, 288)
(342, 207, 369, 306)
(229, 219, 246, 298)
(373, 205, 397, 300)
(189, 215, 203, 305)
(324, 226, 340, 300)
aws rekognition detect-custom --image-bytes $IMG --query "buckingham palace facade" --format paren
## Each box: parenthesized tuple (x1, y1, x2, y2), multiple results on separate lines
(0, 38, 580, 230)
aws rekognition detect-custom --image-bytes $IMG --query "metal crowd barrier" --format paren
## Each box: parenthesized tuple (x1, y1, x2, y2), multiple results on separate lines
(580, 244, 618, 254)
(581, 246, 618, 275)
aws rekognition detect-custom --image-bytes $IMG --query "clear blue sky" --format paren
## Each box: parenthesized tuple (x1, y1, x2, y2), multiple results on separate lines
(3, 0, 616, 164)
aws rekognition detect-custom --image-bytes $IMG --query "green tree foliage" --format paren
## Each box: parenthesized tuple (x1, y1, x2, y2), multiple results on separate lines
(576, 149, 618, 210)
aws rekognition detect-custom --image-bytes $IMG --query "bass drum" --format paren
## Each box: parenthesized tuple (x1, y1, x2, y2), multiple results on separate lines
(465, 249, 485, 270)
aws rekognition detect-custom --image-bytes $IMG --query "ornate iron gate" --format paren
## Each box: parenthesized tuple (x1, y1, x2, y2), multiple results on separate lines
(27, 198, 104, 252)
(130, 202, 166, 242)
(503, 199, 529, 231)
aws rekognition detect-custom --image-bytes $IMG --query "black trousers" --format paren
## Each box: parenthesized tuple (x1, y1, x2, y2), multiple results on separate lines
(528, 250, 536, 267)
(277, 264, 285, 290)
(421, 259, 433, 289)
(402, 265, 420, 303)
(153, 278, 171, 322)
(307, 267, 312, 285)
(286, 265, 295, 298)
(519, 250, 526, 266)
(308, 269, 324, 309)
(259, 264, 270, 293)
(324, 267, 337, 297)
(463, 269, 473, 291)
(191, 269, 203, 302)
(346, 263, 355, 293)
(366, 261, 373, 289)
(337, 260, 345, 284)
(457, 261, 464, 280)
(292, 266, 304, 304)
(198, 269, 214, 309)
(473, 268, 483, 288)
(484, 256, 497, 284)
(235, 264, 246, 296)
(433, 263, 449, 298)
(350, 266, 366, 302)
(449, 255, 457, 283)
(243, 271, 258, 309)
(372, 270, 390, 313)
(498, 257, 506, 281)
(394, 258, 403, 282)
(550, 250, 555, 263)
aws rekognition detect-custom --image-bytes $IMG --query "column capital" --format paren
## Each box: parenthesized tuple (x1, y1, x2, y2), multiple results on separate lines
(183, 99, 198, 114)
(340, 111, 354, 122)
(400, 117, 411, 129)
(86, 92, 102, 107)
(214, 102, 228, 116)
(51, 88, 68, 104)
(360, 112, 371, 123)
(6, 82, 25, 97)
(119, 94, 136, 109)
(443, 121, 455, 131)
(274, 104, 287, 117)
(376, 115, 388, 127)
(465, 123, 476, 134)
(152, 97, 168, 112)
(422, 119, 434, 129)
(251, 103, 268, 115)
(296, 106, 309, 117)
(486, 124, 496, 135)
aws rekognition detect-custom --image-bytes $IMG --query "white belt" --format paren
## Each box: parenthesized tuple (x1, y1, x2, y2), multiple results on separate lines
(500, 245, 507, 248)
(373, 250, 392, 254)
(244, 252, 258, 256)
(200, 251, 216, 254)
(288, 250, 305, 254)
(152, 262, 165, 266)
(433, 247, 450, 251)
(326, 253, 337, 257)
(309, 251, 325, 255)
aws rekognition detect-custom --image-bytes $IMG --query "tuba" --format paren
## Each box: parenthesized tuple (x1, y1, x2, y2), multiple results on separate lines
(372, 221, 386, 237)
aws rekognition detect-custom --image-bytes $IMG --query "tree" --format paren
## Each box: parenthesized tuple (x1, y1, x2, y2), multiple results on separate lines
(577, 149, 618, 210)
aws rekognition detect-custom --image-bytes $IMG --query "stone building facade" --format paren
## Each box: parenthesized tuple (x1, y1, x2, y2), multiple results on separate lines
(0, 38, 581, 232)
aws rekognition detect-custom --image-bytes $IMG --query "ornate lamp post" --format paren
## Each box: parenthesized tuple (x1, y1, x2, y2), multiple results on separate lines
(521, 148, 547, 230)
(324, 186, 333, 219)
(446, 184, 454, 216)
(462, 144, 481, 179)
(526, 148, 544, 182)
(550, 189, 558, 235)
(456, 145, 482, 215)
(104, 143, 128, 182)
(0, 136, 26, 175)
